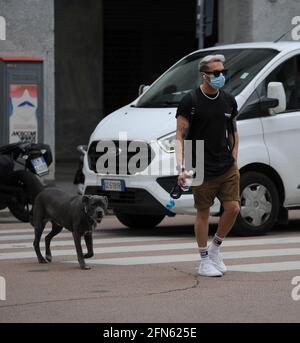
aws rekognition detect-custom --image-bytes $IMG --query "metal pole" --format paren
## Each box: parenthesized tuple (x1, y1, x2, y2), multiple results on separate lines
(196, 0, 204, 49)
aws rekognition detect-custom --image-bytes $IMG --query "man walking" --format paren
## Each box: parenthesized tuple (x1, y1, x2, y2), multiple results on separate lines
(175, 55, 240, 277)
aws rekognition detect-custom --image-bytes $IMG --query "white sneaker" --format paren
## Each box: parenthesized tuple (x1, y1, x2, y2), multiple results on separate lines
(198, 259, 223, 277)
(208, 246, 227, 274)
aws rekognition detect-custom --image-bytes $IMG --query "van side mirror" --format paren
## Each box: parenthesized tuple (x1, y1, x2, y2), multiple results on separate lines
(138, 84, 150, 96)
(267, 82, 286, 115)
(239, 97, 278, 119)
(260, 97, 279, 111)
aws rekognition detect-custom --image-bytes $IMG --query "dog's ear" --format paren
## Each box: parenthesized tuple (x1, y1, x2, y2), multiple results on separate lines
(82, 195, 91, 206)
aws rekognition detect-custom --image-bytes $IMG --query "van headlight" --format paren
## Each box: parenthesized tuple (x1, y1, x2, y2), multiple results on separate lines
(157, 131, 176, 153)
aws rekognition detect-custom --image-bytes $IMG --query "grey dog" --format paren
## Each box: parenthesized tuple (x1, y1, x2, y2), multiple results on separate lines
(32, 188, 108, 270)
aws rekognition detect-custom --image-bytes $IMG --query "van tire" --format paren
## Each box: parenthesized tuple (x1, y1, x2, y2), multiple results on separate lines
(114, 211, 165, 229)
(232, 172, 280, 236)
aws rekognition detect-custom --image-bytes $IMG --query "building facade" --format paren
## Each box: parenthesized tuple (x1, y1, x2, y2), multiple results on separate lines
(219, 0, 300, 44)
(0, 0, 55, 178)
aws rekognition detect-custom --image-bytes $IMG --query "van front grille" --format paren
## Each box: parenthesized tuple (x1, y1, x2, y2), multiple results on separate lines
(88, 140, 155, 175)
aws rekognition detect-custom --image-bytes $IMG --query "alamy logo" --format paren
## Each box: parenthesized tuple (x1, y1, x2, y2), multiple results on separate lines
(0, 276, 6, 301)
(0, 16, 6, 40)
(291, 16, 300, 41)
(291, 276, 300, 301)
(94, 132, 205, 187)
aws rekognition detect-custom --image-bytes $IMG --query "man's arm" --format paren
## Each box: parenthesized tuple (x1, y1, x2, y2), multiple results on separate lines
(232, 131, 239, 161)
(232, 118, 239, 161)
(175, 116, 190, 171)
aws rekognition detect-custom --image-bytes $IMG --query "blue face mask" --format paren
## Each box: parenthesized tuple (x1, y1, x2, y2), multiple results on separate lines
(208, 74, 226, 89)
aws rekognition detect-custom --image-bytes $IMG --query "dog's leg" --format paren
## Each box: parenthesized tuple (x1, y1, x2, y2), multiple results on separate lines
(45, 222, 63, 262)
(84, 232, 94, 259)
(33, 221, 47, 264)
(72, 231, 91, 270)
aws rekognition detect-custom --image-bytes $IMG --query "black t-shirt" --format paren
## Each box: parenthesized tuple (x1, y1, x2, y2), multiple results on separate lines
(175, 88, 238, 181)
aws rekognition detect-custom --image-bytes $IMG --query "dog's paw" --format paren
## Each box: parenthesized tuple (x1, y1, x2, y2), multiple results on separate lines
(84, 253, 94, 259)
(80, 264, 91, 270)
(38, 258, 48, 264)
(45, 255, 52, 263)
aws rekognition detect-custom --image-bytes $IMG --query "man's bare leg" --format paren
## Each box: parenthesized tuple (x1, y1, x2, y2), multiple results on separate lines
(195, 208, 210, 248)
(216, 201, 240, 239)
(195, 208, 223, 277)
(208, 201, 240, 273)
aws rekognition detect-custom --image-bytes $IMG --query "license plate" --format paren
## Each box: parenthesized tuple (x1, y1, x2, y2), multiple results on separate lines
(31, 157, 49, 176)
(101, 179, 125, 192)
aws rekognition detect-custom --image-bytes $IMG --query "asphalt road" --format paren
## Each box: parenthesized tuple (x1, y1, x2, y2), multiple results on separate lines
(0, 212, 300, 323)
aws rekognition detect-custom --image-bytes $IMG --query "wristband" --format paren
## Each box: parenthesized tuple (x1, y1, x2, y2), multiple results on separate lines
(176, 165, 185, 173)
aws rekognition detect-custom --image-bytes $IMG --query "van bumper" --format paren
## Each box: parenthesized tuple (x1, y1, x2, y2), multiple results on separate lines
(85, 186, 175, 216)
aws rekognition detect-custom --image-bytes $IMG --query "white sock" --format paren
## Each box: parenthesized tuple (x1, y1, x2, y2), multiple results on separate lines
(209, 234, 224, 254)
(199, 247, 209, 261)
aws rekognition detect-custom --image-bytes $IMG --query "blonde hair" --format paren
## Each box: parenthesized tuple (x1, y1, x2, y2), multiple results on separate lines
(198, 54, 226, 72)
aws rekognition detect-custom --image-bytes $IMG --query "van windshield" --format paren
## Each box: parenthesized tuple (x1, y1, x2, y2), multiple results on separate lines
(135, 48, 278, 108)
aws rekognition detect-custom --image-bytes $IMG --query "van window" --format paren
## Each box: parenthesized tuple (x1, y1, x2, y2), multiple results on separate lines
(261, 55, 300, 112)
(136, 49, 278, 108)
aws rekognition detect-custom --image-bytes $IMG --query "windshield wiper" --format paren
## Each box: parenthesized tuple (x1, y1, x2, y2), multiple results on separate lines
(164, 100, 179, 106)
(133, 101, 179, 108)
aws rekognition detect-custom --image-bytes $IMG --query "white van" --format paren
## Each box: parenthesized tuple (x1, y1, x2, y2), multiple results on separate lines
(82, 42, 300, 236)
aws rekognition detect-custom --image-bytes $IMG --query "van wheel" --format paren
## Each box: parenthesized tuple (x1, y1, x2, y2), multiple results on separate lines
(114, 211, 165, 229)
(232, 172, 280, 236)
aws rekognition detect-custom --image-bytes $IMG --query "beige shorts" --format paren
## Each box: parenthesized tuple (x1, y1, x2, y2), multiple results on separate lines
(191, 162, 240, 210)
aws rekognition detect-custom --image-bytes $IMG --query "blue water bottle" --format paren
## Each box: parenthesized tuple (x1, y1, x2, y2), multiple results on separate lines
(166, 199, 176, 210)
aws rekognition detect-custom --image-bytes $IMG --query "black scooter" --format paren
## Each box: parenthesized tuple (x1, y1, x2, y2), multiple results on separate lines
(0, 142, 53, 222)
(73, 145, 87, 195)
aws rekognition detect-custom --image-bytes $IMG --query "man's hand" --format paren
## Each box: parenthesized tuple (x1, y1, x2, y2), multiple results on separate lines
(178, 172, 187, 188)
(178, 170, 194, 188)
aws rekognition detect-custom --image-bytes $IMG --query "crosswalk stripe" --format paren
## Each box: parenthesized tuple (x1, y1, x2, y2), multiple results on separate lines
(66, 253, 300, 272)
(74, 249, 300, 265)
(0, 229, 35, 235)
(2, 240, 300, 263)
(0, 226, 299, 272)
(66, 248, 300, 270)
(0, 232, 186, 243)
(0, 232, 71, 241)
(0, 231, 300, 246)
(228, 261, 300, 272)
(67, 248, 300, 266)
(0, 236, 185, 250)
(0, 241, 197, 259)
(70, 254, 198, 265)
(0, 242, 197, 260)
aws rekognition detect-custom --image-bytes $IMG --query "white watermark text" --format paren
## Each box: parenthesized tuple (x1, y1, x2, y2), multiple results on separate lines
(291, 276, 300, 301)
(0, 275, 6, 301)
(292, 16, 300, 41)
